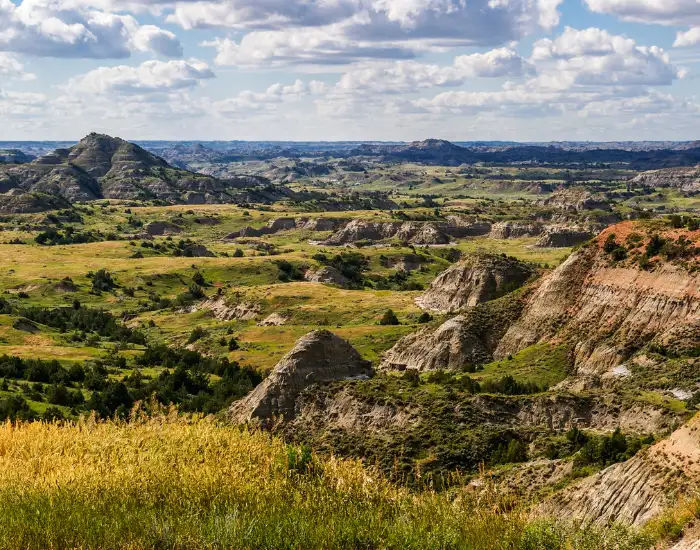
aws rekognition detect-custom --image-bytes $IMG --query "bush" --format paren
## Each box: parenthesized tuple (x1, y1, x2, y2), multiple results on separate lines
(188, 327, 206, 344)
(89, 269, 117, 292)
(379, 309, 400, 325)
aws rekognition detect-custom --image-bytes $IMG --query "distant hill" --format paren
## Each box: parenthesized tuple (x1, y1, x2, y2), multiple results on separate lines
(0, 133, 274, 212)
(0, 149, 34, 164)
(350, 139, 700, 168)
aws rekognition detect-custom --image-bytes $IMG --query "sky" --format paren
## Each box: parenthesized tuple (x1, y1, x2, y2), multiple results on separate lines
(0, 0, 699, 141)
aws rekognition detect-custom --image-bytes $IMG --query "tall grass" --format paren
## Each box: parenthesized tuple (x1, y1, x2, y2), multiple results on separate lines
(0, 409, 652, 549)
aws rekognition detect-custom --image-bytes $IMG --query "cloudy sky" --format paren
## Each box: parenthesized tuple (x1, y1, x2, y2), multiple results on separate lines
(1, 0, 699, 141)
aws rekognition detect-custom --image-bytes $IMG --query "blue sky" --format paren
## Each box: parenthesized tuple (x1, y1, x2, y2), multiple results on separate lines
(0, 0, 698, 141)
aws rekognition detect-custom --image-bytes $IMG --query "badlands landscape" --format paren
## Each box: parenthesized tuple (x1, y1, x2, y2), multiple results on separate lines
(0, 134, 697, 548)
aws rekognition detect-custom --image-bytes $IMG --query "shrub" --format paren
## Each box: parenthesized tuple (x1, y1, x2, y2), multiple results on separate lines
(379, 309, 400, 325)
(188, 327, 207, 344)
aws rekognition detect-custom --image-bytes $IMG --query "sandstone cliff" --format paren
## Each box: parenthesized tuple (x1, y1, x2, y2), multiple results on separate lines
(415, 253, 534, 313)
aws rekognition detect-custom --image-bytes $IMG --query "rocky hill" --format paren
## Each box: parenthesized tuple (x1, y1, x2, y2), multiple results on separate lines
(0, 133, 273, 212)
(544, 414, 700, 526)
(495, 222, 699, 386)
(415, 253, 534, 313)
(632, 166, 700, 194)
(229, 330, 371, 424)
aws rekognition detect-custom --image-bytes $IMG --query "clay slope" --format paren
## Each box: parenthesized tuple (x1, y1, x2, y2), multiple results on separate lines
(545, 414, 700, 526)
(230, 330, 371, 423)
(495, 223, 700, 381)
(380, 288, 529, 371)
(415, 253, 534, 313)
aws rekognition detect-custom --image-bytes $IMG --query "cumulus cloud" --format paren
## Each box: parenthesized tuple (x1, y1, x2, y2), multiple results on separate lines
(0, 0, 182, 58)
(204, 29, 416, 67)
(194, 0, 562, 66)
(531, 27, 682, 87)
(584, 0, 700, 26)
(674, 27, 700, 47)
(213, 79, 326, 116)
(64, 59, 214, 94)
(335, 48, 531, 93)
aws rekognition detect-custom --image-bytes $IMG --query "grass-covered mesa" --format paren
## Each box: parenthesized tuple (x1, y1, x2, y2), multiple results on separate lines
(1, 134, 699, 548)
(0, 411, 654, 550)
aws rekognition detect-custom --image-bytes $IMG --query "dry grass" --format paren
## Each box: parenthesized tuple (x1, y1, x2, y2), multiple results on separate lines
(0, 410, 653, 550)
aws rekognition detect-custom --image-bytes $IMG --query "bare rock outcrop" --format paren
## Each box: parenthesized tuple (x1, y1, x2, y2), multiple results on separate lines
(632, 166, 700, 194)
(496, 223, 700, 382)
(545, 414, 700, 526)
(416, 254, 534, 313)
(304, 266, 350, 287)
(489, 221, 543, 239)
(535, 227, 593, 248)
(323, 220, 402, 245)
(380, 289, 528, 372)
(229, 330, 371, 423)
(184, 296, 261, 321)
(145, 221, 183, 236)
(538, 187, 612, 211)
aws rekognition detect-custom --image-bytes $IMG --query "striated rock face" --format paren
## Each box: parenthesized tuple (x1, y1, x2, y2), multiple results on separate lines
(296, 217, 348, 231)
(184, 296, 261, 321)
(266, 217, 297, 232)
(304, 266, 350, 287)
(535, 227, 593, 248)
(229, 330, 371, 423)
(443, 215, 492, 237)
(545, 414, 700, 526)
(496, 225, 700, 382)
(380, 290, 528, 372)
(416, 254, 534, 313)
(489, 221, 543, 239)
(538, 187, 611, 211)
(324, 219, 402, 245)
(632, 165, 700, 194)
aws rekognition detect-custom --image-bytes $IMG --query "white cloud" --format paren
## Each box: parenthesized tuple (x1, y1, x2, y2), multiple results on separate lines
(531, 27, 682, 87)
(584, 0, 700, 26)
(335, 48, 531, 93)
(194, 0, 562, 67)
(0, 88, 47, 117)
(204, 28, 416, 67)
(0, 0, 182, 58)
(64, 59, 214, 94)
(213, 78, 326, 116)
(0, 53, 35, 80)
(674, 27, 700, 47)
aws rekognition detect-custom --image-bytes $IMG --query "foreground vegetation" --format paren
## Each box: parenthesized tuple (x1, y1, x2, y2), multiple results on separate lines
(0, 411, 654, 550)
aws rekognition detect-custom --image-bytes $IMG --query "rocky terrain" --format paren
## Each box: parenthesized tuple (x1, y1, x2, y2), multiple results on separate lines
(538, 187, 612, 211)
(495, 223, 700, 386)
(632, 166, 700, 194)
(545, 414, 700, 526)
(322, 218, 490, 246)
(415, 253, 534, 313)
(535, 226, 593, 247)
(489, 221, 543, 239)
(0, 133, 274, 212)
(229, 330, 371, 423)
